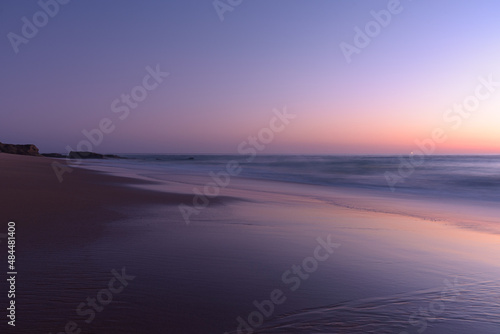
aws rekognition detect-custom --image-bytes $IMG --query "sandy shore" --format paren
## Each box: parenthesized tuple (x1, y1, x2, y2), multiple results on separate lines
(2, 153, 500, 333)
(0, 153, 231, 248)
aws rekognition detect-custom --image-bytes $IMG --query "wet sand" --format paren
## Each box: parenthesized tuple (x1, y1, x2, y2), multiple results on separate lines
(1, 153, 500, 333)
(0, 153, 231, 247)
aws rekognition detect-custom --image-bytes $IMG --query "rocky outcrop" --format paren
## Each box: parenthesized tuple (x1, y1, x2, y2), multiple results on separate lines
(0, 144, 123, 159)
(68, 151, 124, 159)
(103, 154, 123, 159)
(68, 151, 104, 159)
(0, 142, 40, 156)
(41, 153, 67, 158)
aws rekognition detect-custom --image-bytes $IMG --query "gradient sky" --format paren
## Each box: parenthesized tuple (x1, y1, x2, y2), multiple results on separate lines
(1, 0, 500, 154)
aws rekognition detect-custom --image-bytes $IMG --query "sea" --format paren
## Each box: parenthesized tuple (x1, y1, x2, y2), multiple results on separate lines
(77, 154, 500, 203)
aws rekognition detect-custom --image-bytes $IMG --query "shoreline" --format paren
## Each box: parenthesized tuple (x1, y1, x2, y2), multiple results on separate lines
(72, 156, 500, 236)
(2, 152, 500, 333)
(0, 153, 235, 248)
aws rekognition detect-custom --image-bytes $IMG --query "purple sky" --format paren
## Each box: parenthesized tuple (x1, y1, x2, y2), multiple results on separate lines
(1, 0, 500, 154)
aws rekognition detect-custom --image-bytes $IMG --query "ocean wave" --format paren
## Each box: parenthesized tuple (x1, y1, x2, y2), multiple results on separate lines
(226, 276, 500, 333)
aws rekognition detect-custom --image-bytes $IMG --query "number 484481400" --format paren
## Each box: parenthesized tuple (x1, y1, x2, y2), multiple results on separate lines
(7, 222, 15, 270)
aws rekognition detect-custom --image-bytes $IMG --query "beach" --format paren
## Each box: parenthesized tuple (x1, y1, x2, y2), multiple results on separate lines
(1, 153, 500, 333)
(3, 0, 500, 332)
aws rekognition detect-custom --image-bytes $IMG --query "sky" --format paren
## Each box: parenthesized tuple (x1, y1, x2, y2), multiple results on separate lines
(1, 0, 500, 154)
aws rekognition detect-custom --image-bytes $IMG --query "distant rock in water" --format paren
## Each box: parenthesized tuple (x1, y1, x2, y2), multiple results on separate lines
(103, 154, 124, 159)
(68, 151, 124, 159)
(0, 142, 40, 156)
(68, 151, 103, 159)
(41, 153, 67, 158)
